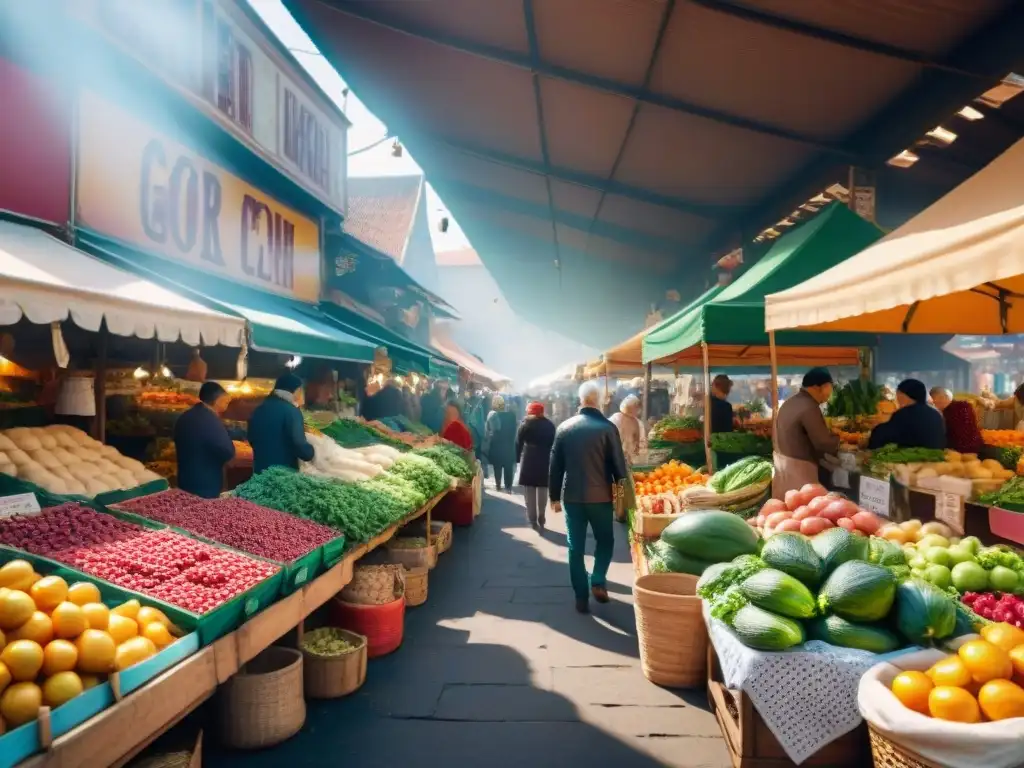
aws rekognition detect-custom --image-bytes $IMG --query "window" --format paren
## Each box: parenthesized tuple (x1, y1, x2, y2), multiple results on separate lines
(283, 88, 331, 194)
(237, 46, 253, 130)
(216, 21, 235, 119)
(200, 7, 253, 132)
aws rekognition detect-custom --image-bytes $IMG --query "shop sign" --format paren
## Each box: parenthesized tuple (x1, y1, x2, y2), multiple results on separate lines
(859, 475, 891, 518)
(934, 491, 965, 535)
(0, 494, 41, 518)
(75, 90, 321, 302)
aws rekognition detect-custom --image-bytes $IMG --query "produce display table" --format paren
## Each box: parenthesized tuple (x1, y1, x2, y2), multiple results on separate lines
(17, 491, 448, 768)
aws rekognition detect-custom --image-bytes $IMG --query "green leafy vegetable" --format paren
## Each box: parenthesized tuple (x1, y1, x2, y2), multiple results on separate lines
(866, 444, 945, 475)
(710, 432, 772, 456)
(697, 554, 766, 601)
(389, 454, 451, 498)
(320, 418, 409, 451)
(414, 444, 474, 482)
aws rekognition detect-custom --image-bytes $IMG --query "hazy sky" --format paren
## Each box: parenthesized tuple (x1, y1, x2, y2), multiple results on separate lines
(247, 0, 471, 253)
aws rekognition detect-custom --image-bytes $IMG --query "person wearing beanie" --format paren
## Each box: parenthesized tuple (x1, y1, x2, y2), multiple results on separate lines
(247, 373, 315, 474)
(773, 367, 840, 499)
(515, 401, 556, 530)
(173, 381, 235, 498)
(868, 378, 946, 450)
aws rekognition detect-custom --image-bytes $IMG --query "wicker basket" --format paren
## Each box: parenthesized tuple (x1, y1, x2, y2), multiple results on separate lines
(403, 566, 428, 607)
(867, 725, 945, 768)
(385, 539, 437, 569)
(340, 564, 405, 605)
(218, 646, 305, 749)
(634, 509, 686, 538)
(402, 520, 453, 554)
(301, 628, 368, 699)
(633, 573, 706, 688)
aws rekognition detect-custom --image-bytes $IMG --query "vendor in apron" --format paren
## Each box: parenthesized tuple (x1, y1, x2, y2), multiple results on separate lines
(772, 368, 840, 499)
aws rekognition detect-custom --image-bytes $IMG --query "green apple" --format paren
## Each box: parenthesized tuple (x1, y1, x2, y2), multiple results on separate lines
(946, 544, 975, 566)
(924, 547, 953, 568)
(989, 566, 1019, 594)
(924, 564, 952, 590)
(917, 534, 950, 550)
(959, 536, 982, 555)
(909, 555, 928, 570)
(951, 561, 989, 593)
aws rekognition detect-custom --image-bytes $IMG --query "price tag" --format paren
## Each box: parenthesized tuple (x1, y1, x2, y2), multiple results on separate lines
(294, 566, 309, 586)
(859, 476, 891, 518)
(244, 597, 259, 616)
(934, 491, 965, 535)
(0, 494, 41, 518)
(831, 468, 851, 489)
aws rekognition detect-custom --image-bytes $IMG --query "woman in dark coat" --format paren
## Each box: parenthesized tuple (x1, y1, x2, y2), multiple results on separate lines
(484, 395, 517, 492)
(515, 401, 556, 529)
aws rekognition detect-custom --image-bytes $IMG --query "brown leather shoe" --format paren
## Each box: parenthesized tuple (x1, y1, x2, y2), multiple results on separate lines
(591, 585, 609, 604)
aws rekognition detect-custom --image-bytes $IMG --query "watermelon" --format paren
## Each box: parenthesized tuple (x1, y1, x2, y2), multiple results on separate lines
(811, 527, 870, 575)
(661, 510, 759, 562)
(893, 579, 957, 645)
(728, 603, 805, 651)
(817, 560, 896, 622)
(739, 569, 816, 619)
(646, 540, 717, 576)
(760, 533, 823, 587)
(807, 614, 902, 653)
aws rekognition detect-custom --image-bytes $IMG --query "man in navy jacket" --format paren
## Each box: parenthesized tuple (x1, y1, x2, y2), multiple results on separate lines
(174, 381, 235, 498)
(248, 373, 315, 474)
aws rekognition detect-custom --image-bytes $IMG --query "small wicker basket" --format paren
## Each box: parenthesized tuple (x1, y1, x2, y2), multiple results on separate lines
(385, 539, 437, 569)
(867, 725, 945, 768)
(301, 628, 368, 699)
(403, 566, 428, 607)
(633, 573, 706, 688)
(341, 564, 405, 605)
(218, 646, 305, 749)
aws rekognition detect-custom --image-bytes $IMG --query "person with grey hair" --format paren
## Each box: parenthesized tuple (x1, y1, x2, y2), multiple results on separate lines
(549, 380, 628, 613)
(609, 394, 645, 459)
(485, 394, 517, 491)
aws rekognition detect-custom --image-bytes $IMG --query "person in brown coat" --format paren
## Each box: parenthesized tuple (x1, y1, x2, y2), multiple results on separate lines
(773, 368, 839, 499)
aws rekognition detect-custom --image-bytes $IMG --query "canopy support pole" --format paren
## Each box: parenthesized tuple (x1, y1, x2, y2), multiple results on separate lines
(94, 324, 108, 444)
(701, 342, 712, 472)
(603, 371, 609, 416)
(769, 331, 779, 454)
(642, 362, 651, 423)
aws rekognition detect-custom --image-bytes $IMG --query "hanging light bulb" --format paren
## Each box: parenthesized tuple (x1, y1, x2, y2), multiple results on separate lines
(160, 365, 172, 378)
(133, 367, 151, 379)
(285, 355, 303, 369)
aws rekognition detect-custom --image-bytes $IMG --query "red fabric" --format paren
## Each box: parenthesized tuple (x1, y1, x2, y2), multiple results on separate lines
(442, 419, 474, 451)
(943, 401, 982, 454)
(527, 401, 544, 416)
(330, 596, 405, 658)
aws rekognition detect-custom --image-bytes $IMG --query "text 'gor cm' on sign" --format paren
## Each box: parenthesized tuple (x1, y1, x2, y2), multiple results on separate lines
(74, 90, 321, 303)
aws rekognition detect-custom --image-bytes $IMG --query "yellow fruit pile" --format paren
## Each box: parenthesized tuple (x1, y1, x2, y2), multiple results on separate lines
(0, 559, 178, 730)
(633, 461, 708, 496)
(890, 623, 1024, 723)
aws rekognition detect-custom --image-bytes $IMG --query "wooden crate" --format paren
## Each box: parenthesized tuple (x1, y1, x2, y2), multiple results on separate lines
(706, 642, 869, 768)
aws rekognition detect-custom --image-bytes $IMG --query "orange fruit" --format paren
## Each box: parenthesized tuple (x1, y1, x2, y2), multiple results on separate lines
(0, 590, 35, 630)
(891, 671, 933, 715)
(978, 679, 1024, 721)
(928, 686, 981, 723)
(79, 674, 101, 690)
(111, 599, 140, 620)
(0, 640, 43, 682)
(7, 572, 40, 593)
(41, 639, 79, 676)
(1010, 645, 1024, 684)
(981, 623, 1024, 653)
(0, 561, 33, 589)
(0, 661, 10, 695)
(136, 606, 169, 628)
(74, 629, 115, 674)
(959, 640, 1013, 684)
(29, 576, 67, 612)
(66, 582, 100, 606)
(81, 602, 109, 631)
(50, 602, 87, 640)
(9, 611, 53, 646)
(114, 636, 157, 671)
(106, 614, 138, 645)
(42, 671, 82, 708)
(0, 682, 41, 726)
(141, 621, 173, 648)
(926, 655, 972, 688)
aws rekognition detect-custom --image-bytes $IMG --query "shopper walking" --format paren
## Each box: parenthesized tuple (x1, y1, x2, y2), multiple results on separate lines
(441, 401, 474, 451)
(484, 395, 517, 491)
(609, 394, 645, 461)
(248, 373, 315, 474)
(515, 401, 556, 530)
(549, 381, 628, 613)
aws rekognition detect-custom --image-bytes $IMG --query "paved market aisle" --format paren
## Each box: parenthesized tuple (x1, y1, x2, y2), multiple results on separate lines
(208, 489, 729, 767)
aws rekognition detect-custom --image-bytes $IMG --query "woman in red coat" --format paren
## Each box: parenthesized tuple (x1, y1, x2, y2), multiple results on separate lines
(441, 402, 474, 451)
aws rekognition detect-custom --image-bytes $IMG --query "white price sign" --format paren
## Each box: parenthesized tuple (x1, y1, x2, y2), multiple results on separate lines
(831, 468, 851, 489)
(859, 476, 891, 518)
(0, 493, 41, 518)
(934, 491, 965, 535)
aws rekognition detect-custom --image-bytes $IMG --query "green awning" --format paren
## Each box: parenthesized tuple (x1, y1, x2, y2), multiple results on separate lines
(642, 204, 881, 364)
(76, 231, 377, 363)
(316, 302, 455, 375)
(429, 357, 459, 382)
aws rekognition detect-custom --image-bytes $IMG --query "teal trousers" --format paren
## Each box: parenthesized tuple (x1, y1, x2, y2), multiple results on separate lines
(564, 501, 615, 600)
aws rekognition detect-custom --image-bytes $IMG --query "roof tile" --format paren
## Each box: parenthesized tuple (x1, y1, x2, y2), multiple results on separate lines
(344, 175, 423, 263)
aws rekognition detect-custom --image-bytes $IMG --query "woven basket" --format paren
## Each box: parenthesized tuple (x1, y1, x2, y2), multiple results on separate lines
(330, 595, 406, 658)
(340, 564, 405, 605)
(634, 509, 686, 538)
(385, 540, 437, 570)
(218, 646, 305, 749)
(867, 725, 945, 768)
(301, 628, 368, 699)
(633, 573, 706, 688)
(403, 566, 428, 607)
(431, 521, 453, 554)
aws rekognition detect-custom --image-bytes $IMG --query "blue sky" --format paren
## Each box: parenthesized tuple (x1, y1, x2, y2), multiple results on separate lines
(248, 0, 471, 253)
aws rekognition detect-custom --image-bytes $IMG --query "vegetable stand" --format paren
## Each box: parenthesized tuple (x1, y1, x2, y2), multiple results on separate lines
(14, 490, 447, 767)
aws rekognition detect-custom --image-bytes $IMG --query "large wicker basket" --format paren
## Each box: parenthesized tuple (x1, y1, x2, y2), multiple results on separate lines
(340, 564, 405, 605)
(633, 573, 706, 688)
(403, 566, 428, 607)
(385, 539, 437, 569)
(301, 628, 367, 699)
(218, 646, 305, 749)
(867, 724, 945, 768)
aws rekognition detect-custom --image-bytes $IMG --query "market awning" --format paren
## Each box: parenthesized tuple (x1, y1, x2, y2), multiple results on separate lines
(765, 136, 1024, 335)
(0, 220, 244, 346)
(430, 328, 508, 387)
(76, 231, 376, 363)
(642, 204, 880, 364)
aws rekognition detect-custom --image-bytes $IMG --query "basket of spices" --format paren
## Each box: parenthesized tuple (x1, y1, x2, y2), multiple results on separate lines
(386, 536, 437, 569)
(300, 627, 368, 699)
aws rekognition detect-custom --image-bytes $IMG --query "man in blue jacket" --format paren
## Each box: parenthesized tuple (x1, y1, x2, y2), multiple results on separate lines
(174, 381, 235, 498)
(248, 373, 315, 474)
(549, 380, 628, 613)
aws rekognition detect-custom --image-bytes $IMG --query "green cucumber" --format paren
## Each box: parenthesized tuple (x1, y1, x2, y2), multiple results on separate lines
(817, 560, 896, 622)
(739, 568, 817, 619)
(807, 614, 902, 653)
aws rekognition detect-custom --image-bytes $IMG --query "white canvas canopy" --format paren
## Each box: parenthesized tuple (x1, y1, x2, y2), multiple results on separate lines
(0, 221, 245, 346)
(765, 136, 1024, 335)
